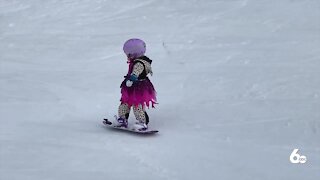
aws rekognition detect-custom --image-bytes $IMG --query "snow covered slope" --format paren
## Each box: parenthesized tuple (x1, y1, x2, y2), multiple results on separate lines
(0, 0, 319, 179)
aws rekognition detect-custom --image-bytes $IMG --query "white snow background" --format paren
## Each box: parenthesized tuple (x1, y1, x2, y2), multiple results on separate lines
(0, 0, 319, 179)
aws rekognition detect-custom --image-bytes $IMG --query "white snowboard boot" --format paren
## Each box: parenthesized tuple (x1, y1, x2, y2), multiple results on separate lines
(133, 121, 148, 131)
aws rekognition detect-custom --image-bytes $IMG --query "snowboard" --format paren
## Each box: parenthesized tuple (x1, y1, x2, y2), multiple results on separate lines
(103, 119, 159, 134)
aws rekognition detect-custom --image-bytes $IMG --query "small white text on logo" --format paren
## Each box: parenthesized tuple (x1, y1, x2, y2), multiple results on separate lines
(290, 149, 307, 164)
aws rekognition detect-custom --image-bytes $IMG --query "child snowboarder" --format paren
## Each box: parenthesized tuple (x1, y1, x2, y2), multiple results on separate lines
(114, 38, 157, 131)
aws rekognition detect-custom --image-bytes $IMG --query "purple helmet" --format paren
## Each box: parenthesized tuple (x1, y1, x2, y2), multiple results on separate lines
(123, 38, 146, 58)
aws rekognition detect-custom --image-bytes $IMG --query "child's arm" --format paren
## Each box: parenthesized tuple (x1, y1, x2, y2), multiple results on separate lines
(132, 62, 144, 77)
(126, 62, 144, 87)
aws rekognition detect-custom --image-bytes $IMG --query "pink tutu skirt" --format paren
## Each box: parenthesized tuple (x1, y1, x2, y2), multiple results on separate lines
(120, 77, 157, 108)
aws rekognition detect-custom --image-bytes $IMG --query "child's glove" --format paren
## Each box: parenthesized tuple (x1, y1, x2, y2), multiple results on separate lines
(126, 74, 138, 87)
(126, 80, 133, 87)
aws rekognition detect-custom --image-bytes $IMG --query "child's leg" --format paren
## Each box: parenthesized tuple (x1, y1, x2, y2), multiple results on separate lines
(133, 104, 149, 124)
(118, 103, 131, 119)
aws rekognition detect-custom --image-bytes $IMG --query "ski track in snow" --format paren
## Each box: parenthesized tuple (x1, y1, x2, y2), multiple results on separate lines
(121, 148, 178, 180)
(102, 0, 156, 21)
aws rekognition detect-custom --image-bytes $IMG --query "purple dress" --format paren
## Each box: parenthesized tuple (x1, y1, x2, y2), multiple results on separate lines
(120, 56, 157, 108)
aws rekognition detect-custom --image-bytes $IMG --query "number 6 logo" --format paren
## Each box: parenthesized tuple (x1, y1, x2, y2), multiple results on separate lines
(290, 149, 307, 164)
